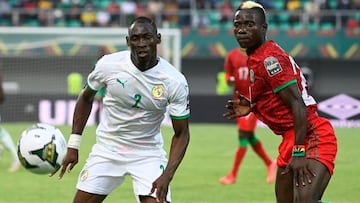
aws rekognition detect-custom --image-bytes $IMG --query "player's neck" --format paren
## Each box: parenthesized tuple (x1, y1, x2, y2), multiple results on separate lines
(132, 56, 159, 72)
(247, 41, 265, 56)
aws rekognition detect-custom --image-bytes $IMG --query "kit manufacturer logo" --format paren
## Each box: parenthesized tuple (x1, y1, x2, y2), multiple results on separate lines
(318, 94, 360, 120)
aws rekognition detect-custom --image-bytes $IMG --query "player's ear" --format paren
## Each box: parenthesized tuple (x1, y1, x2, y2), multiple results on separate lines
(156, 33, 161, 44)
(126, 36, 130, 46)
(261, 23, 268, 33)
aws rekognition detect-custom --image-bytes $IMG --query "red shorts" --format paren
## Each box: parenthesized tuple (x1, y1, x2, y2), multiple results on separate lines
(277, 117, 337, 175)
(236, 112, 257, 131)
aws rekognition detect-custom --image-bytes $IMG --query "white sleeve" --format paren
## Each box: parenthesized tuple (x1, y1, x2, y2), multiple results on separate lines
(168, 79, 190, 120)
(87, 60, 106, 91)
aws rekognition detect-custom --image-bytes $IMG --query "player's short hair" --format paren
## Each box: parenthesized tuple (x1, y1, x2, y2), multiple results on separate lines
(236, 1, 267, 24)
(129, 16, 158, 34)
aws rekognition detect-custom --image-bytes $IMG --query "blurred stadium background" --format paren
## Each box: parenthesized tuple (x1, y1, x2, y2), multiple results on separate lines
(0, 0, 359, 126)
(0, 1, 359, 203)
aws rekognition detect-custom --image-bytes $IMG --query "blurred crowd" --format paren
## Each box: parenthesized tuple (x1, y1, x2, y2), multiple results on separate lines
(0, 0, 359, 30)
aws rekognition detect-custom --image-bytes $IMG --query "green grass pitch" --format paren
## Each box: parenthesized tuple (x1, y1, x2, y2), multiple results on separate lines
(0, 123, 359, 203)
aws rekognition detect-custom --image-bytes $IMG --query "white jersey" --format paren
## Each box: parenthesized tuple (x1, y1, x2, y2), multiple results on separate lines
(87, 50, 190, 155)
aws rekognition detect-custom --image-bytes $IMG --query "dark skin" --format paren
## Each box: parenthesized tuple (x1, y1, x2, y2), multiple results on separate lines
(224, 8, 330, 203)
(126, 21, 161, 72)
(50, 20, 190, 203)
(226, 69, 258, 150)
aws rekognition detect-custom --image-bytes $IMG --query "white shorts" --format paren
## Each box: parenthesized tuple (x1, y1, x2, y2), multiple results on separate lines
(76, 143, 171, 203)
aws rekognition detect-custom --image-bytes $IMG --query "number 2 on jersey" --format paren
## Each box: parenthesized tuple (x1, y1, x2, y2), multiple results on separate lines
(132, 94, 141, 108)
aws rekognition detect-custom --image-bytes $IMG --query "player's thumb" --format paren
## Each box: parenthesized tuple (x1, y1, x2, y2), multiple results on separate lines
(149, 184, 156, 195)
(281, 166, 291, 175)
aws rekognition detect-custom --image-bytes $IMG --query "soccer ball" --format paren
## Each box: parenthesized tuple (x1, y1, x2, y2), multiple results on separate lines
(17, 123, 67, 174)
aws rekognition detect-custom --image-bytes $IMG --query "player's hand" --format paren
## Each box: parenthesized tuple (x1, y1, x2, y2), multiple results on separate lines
(281, 157, 316, 187)
(149, 174, 170, 203)
(223, 91, 251, 119)
(49, 148, 79, 180)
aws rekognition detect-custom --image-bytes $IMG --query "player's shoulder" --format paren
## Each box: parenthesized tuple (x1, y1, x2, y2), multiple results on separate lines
(158, 57, 187, 82)
(98, 50, 129, 64)
(227, 48, 247, 61)
(228, 48, 240, 57)
(264, 41, 287, 57)
(252, 41, 288, 63)
(158, 57, 182, 75)
(94, 51, 130, 74)
(228, 48, 238, 55)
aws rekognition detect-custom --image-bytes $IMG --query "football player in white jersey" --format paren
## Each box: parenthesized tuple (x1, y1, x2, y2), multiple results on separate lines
(50, 16, 190, 203)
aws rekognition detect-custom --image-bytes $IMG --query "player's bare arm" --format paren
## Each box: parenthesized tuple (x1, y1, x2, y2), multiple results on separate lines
(223, 90, 251, 119)
(149, 118, 190, 203)
(49, 86, 96, 179)
(278, 84, 316, 186)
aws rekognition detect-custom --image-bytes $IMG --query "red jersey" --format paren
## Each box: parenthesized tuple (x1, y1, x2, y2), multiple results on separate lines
(248, 40, 317, 135)
(224, 48, 249, 98)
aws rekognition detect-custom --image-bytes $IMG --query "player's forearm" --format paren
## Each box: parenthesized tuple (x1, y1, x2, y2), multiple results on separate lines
(164, 133, 190, 180)
(71, 96, 93, 135)
(280, 85, 307, 145)
(292, 101, 307, 145)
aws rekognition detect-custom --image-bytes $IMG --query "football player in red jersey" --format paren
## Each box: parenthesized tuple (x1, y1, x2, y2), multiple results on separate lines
(219, 47, 276, 185)
(224, 1, 337, 203)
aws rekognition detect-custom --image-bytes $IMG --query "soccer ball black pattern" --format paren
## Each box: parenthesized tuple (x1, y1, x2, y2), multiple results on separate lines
(17, 123, 67, 174)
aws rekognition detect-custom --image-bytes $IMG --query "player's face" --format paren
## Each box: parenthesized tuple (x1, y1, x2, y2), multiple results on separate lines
(233, 10, 265, 51)
(126, 22, 160, 64)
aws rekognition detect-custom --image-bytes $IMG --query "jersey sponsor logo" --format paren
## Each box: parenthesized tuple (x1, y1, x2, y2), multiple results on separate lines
(116, 78, 127, 88)
(264, 56, 282, 76)
(152, 85, 165, 99)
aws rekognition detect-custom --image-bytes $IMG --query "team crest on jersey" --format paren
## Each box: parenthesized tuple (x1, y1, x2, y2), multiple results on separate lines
(152, 85, 165, 99)
(80, 169, 89, 182)
(264, 56, 282, 76)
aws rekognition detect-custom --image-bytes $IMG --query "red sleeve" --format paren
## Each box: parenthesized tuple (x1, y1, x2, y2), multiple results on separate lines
(261, 53, 297, 92)
(224, 50, 235, 82)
